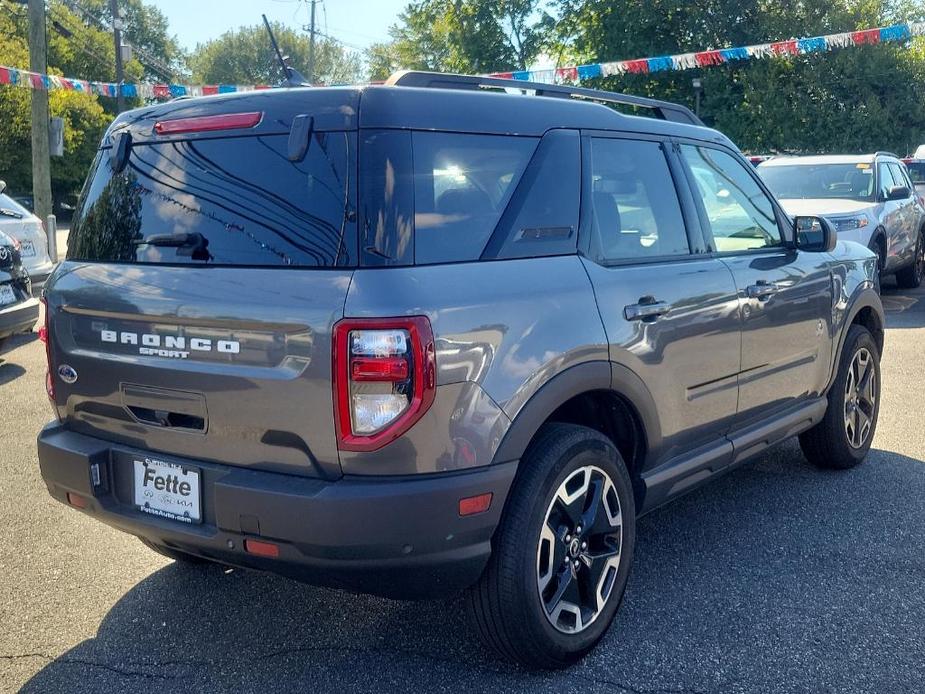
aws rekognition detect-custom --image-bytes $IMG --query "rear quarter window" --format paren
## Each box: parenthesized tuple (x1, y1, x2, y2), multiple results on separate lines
(68, 132, 356, 267)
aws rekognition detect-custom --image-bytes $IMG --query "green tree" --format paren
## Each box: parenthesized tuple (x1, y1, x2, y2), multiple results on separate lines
(366, 0, 553, 80)
(550, 0, 925, 154)
(188, 23, 363, 85)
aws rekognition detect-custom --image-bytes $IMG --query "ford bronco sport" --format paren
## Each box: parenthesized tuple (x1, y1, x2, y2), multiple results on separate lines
(37, 71, 884, 669)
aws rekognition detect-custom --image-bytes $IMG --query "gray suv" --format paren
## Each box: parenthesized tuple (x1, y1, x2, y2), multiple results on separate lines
(37, 71, 884, 669)
(759, 153, 925, 288)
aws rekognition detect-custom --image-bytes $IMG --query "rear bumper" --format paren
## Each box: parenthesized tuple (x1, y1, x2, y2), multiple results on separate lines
(37, 423, 517, 599)
(0, 297, 39, 341)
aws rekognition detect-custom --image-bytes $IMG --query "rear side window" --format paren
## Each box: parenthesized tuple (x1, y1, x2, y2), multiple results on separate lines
(413, 132, 536, 264)
(68, 132, 356, 267)
(906, 162, 925, 184)
(589, 138, 690, 262)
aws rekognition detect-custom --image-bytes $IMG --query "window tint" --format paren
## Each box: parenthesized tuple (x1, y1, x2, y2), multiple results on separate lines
(412, 132, 536, 264)
(68, 133, 356, 267)
(682, 145, 781, 252)
(589, 138, 690, 262)
(486, 129, 580, 260)
(888, 163, 911, 196)
(360, 130, 414, 266)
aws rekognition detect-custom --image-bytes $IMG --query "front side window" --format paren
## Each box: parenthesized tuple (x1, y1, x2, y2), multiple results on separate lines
(589, 138, 690, 262)
(683, 145, 781, 252)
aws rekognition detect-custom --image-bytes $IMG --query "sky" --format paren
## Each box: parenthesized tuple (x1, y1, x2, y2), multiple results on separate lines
(152, 0, 407, 53)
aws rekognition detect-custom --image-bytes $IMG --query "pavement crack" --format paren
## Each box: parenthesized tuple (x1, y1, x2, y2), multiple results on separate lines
(0, 652, 182, 680)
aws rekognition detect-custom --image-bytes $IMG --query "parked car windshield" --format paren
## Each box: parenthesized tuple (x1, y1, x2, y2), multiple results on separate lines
(759, 163, 875, 202)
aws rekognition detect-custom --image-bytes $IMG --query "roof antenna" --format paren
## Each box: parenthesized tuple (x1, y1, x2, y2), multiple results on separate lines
(262, 14, 310, 87)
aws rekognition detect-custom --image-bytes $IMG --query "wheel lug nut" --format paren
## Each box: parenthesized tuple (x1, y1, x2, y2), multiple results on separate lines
(581, 542, 587, 549)
(573, 560, 580, 568)
(565, 534, 571, 542)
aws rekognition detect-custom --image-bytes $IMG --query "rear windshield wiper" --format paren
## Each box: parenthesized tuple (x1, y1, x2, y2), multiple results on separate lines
(133, 232, 212, 261)
(0, 208, 23, 219)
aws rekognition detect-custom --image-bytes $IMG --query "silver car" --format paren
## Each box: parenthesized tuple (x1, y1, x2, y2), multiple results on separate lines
(0, 182, 55, 294)
(759, 153, 925, 288)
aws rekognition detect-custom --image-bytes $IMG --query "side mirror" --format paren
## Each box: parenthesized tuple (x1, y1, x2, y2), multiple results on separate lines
(794, 215, 836, 252)
(886, 184, 910, 201)
(0, 180, 6, 195)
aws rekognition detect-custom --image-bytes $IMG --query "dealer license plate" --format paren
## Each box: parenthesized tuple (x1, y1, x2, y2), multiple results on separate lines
(133, 457, 201, 523)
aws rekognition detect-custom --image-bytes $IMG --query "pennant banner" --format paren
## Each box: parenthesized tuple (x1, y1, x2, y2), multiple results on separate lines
(489, 22, 925, 82)
(1, 22, 924, 100)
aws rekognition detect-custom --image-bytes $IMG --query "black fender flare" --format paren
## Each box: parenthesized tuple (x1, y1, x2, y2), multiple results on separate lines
(827, 286, 884, 392)
(491, 360, 662, 466)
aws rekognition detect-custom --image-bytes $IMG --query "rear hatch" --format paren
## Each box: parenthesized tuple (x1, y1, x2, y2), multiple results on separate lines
(0, 193, 52, 276)
(46, 89, 360, 479)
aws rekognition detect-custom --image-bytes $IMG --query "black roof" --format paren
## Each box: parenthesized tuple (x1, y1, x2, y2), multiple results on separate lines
(105, 73, 732, 149)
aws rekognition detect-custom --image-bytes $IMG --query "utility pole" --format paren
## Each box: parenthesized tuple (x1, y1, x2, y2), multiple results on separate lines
(110, 0, 125, 112)
(307, 0, 317, 84)
(27, 0, 52, 223)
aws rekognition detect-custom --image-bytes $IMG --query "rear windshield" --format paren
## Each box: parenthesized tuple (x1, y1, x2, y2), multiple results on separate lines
(68, 132, 356, 267)
(758, 163, 875, 202)
(0, 193, 30, 218)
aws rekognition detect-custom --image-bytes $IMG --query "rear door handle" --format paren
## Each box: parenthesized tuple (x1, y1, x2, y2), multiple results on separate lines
(624, 298, 671, 321)
(746, 280, 780, 300)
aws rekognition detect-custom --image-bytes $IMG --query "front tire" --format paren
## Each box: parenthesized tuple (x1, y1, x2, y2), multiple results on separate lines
(895, 230, 924, 289)
(467, 423, 635, 669)
(800, 325, 880, 469)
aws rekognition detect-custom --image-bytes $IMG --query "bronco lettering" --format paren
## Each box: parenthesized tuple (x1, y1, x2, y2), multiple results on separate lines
(100, 330, 239, 358)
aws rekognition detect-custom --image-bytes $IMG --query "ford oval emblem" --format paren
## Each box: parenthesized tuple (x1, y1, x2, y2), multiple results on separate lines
(57, 364, 78, 384)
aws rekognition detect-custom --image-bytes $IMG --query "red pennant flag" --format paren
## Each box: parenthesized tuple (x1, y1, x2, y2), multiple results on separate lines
(771, 40, 798, 55)
(202, 85, 219, 95)
(153, 84, 171, 99)
(254, 85, 271, 90)
(556, 66, 578, 81)
(695, 50, 723, 66)
(0, 67, 9, 85)
(624, 59, 649, 74)
(492, 72, 514, 79)
(30, 73, 44, 89)
(852, 29, 880, 45)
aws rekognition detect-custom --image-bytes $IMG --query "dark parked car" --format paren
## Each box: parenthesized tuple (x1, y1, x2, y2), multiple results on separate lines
(0, 229, 39, 351)
(37, 71, 884, 669)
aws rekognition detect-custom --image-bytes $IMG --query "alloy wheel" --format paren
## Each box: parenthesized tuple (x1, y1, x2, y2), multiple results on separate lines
(844, 347, 877, 449)
(536, 465, 623, 634)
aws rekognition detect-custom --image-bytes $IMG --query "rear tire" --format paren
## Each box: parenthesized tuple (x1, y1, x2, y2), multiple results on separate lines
(800, 325, 880, 469)
(139, 537, 209, 564)
(895, 230, 924, 289)
(467, 423, 635, 669)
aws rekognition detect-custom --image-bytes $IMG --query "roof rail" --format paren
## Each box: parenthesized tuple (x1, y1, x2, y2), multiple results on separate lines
(874, 151, 900, 159)
(384, 70, 704, 127)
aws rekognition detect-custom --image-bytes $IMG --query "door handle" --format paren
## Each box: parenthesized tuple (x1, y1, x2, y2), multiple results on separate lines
(624, 297, 671, 321)
(746, 280, 780, 300)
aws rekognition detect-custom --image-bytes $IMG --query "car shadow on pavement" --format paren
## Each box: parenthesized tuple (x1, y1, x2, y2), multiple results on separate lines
(0, 332, 37, 385)
(880, 280, 925, 329)
(20, 440, 925, 694)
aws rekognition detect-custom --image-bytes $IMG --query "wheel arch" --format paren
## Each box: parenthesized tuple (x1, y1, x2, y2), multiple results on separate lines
(492, 361, 661, 502)
(828, 288, 884, 392)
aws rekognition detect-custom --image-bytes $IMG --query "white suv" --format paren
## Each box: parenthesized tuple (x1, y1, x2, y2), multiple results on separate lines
(0, 184, 55, 295)
(759, 153, 925, 288)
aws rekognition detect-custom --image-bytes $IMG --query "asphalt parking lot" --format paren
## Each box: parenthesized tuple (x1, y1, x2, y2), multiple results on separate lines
(1, 280, 924, 694)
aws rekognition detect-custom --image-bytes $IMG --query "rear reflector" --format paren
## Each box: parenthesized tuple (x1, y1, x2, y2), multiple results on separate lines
(66, 492, 87, 509)
(351, 356, 409, 382)
(154, 111, 263, 135)
(459, 493, 493, 517)
(244, 539, 280, 558)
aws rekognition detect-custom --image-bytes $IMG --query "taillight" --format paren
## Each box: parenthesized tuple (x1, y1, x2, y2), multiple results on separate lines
(39, 297, 53, 401)
(333, 316, 436, 452)
(153, 111, 263, 135)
